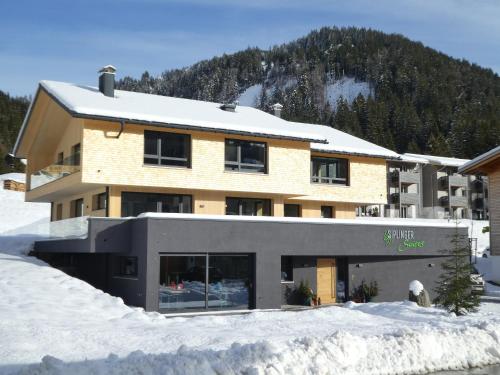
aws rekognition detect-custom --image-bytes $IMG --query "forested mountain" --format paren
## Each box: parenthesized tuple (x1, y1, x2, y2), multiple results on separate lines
(0, 91, 28, 173)
(118, 27, 500, 158)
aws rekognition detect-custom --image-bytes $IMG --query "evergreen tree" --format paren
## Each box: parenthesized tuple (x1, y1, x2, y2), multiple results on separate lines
(434, 222, 480, 315)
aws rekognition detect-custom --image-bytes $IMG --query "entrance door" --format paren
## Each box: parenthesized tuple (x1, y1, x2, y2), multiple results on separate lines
(317, 258, 336, 304)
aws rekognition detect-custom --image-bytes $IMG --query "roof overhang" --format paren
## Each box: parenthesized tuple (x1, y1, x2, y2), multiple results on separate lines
(458, 146, 500, 175)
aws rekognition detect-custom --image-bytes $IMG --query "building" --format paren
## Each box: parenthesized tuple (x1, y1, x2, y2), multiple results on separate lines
(385, 153, 489, 220)
(12, 68, 467, 312)
(459, 146, 500, 277)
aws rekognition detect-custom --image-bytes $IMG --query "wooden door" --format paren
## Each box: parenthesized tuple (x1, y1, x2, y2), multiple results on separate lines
(317, 258, 336, 304)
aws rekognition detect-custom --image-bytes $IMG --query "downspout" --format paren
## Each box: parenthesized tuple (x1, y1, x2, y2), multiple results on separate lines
(111, 120, 125, 138)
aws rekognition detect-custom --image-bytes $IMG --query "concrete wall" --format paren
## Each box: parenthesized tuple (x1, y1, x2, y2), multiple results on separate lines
(348, 256, 446, 302)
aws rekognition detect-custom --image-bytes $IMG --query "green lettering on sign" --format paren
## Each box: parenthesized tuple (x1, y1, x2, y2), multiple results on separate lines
(384, 229, 425, 252)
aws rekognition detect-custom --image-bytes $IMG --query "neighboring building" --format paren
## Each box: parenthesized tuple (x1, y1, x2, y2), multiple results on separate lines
(385, 153, 489, 220)
(459, 146, 500, 277)
(13, 68, 467, 312)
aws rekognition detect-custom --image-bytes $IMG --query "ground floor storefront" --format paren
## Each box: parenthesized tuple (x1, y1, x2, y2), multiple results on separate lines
(34, 215, 466, 312)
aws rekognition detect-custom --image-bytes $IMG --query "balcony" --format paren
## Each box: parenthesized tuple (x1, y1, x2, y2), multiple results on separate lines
(438, 175, 468, 190)
(389, 170, 420, 186)
(30, 154, 80, 190)
(472, 198, 485, 210)
(439, 195, 468, 208)
(390, 192, 419, 205)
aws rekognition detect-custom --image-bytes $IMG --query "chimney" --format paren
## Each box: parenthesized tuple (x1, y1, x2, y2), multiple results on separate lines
(271, 103, 283, 118)
(98, 65, 116, 97)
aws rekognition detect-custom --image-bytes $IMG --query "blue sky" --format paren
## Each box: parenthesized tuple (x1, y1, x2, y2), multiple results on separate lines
(1, 0, 499, 97)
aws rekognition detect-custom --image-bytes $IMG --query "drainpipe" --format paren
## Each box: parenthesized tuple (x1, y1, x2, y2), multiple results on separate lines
(111, 120, 125, 138)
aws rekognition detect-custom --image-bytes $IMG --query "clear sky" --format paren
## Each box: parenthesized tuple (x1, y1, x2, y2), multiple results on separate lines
(1, 0, 499, 97)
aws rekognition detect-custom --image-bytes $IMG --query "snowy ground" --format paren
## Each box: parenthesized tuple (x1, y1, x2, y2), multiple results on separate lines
(1, 175, 500, 374)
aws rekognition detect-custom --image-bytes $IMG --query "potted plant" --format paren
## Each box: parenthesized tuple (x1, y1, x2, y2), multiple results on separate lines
(297, 280, 314, 306)
(352, 280, 379, 303)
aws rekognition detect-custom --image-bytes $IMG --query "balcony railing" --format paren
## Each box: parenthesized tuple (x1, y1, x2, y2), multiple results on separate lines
(438, 175, 468, 190)
(389, 170, 420, 186)
(30, 153, 80, 190)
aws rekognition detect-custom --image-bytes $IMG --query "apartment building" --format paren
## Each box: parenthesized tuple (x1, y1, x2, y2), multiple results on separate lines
(13, 67, 466, 312)
(385, 153, 489, 220)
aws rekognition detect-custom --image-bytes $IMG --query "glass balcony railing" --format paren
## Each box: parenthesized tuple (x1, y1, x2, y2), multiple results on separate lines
(30, 153, 80, 190)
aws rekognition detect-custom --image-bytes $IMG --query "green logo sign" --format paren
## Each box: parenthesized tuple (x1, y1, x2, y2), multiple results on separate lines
(384, 229, 425, 252)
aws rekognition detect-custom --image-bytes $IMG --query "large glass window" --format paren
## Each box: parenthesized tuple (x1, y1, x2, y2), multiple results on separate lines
(226, 197, 271, 216)
(121, 192, 192, 217)
(225, 139, 266, 173)
(159, 255, 207, 310)
(71, 143, 81, 166)
(311, 157, 348, 185)
(144, 130, 191, 167)
(281, 256, 293, 282)
(159, 254, 251, 311)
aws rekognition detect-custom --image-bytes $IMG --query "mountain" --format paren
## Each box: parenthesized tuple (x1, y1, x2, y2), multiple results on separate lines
(0, 91, 28, 173)
(117, 27, 500, 159)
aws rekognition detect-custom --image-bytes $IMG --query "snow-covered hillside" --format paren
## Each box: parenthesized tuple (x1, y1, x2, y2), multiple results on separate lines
(1, 174, 500, 374)
(236, 76, 371, 111)
(325, 77, 372, 109)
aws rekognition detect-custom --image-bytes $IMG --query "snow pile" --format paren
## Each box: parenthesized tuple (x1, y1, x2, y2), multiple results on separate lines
(0, 176, 50, 255)
(409, 280, 424, 295)
(326, 77, 372, 110)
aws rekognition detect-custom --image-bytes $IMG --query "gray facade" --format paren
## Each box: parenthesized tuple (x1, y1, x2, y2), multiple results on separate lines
(35, 216, 467, 312)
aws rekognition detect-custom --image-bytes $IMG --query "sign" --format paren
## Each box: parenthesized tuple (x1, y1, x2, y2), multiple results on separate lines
(384, 229, 425, 252)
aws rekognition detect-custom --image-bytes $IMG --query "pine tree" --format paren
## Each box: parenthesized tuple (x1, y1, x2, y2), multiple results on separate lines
(434, 221, 480, 315)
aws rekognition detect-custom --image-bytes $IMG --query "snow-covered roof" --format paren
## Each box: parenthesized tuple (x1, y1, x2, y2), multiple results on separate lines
(289, 122, 400, 159)
(0, 173, 26, 184)
(403, 153, 469, 168)
(36, 80, 327, 144)
(459, 146, 500, 174)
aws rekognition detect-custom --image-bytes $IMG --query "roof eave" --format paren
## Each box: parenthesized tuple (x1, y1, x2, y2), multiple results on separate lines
(311, 147, 400, 160)
(12, 84, 42, 158)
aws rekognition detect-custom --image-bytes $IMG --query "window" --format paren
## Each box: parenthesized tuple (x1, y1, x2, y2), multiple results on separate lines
(401, 205, 408, 218)
(71, 143, 81, 165)
(144, 130, 191, 167)
(311, 157, 348, 185)
(281, 256, 293, 282)
(70, 198, 84, 218)
(115, 256, 138, 278)
(121, 192, 192, 217)
(321, 205, 334, 218)
(401, 185, 408, 194)
(159, 254, 251, 310)
(225, 139, 266, 173)
(92, 192, 107, 211)
(55, 203, 63, 221)
(56, 152, 64, 165)
(226, 197, 271, 216)
(284, 204, 301, 217)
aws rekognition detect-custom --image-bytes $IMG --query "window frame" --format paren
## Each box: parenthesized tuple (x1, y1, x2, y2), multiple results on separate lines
(284, 204, 301, 218)
(92, 192, 107, 211)
(143, 130, 191, 168)
(121, 192, 193, 217)
(224, 138, 267, 174)
(321, 205, 335, 219)
(71, 143, 81, 166)
(70, 198, 84, 218)
(311, 156, 349, 186)
(225, 197, 272, 216)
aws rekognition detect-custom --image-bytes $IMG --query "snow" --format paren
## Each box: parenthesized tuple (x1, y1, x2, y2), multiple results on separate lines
(18, 81, 328, 154)
(290, 121, 400, 159)
(325, 77, 372, 110)
(404, 153, 470, 168)
(140, 212, 464, 228)
(236, 83, 262, 106)
(0, 173, 25, 184)
(409, 280, 424, 295)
